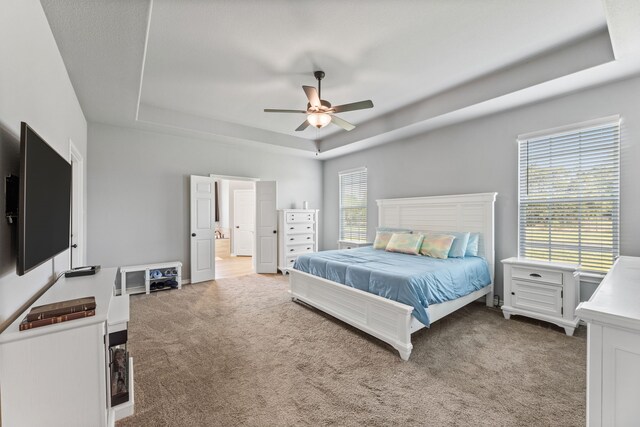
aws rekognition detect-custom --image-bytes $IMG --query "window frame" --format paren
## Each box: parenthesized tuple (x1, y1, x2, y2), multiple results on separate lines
(339, 167, 368, 243)
(517, 115, 620, 275)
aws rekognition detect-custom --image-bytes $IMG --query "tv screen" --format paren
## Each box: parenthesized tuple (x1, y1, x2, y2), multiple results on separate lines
(17, 122, 71, 276)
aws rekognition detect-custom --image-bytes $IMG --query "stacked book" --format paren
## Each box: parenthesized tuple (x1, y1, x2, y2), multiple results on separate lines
(19, 296, 96, 331)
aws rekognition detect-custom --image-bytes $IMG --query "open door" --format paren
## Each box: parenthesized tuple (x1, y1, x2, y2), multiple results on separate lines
(255, 181, 277, 273)
(190, 175, 216, 283)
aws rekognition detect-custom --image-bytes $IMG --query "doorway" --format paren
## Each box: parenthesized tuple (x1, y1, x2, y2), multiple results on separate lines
(211, 175, 256, 279)
(69, 140, 84, 269)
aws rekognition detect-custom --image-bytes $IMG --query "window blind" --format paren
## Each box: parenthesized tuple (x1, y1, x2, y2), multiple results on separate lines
(339, 167, 367, 242)
(518, 120, 620, 274)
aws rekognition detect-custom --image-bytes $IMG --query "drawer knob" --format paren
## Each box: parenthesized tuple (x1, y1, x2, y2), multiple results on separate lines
(511, 292, 515, 295)
(290, 238, 294, 241)
(529, 273, 542, 278)
(306, 247, 311, 250)
(290, 227, 294, 230)
(307, 237, 311, 240)
(290, 249, 294, 252)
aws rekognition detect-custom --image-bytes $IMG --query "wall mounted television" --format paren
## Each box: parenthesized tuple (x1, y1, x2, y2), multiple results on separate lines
(17, 122, 71, 276)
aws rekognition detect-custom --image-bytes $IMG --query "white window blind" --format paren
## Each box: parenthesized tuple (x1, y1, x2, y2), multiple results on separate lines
(518, 119, 620, 274)
(339, 167, 367, 242)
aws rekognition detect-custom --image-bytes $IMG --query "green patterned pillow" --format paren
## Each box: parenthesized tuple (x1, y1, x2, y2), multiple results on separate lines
(419, 234, 455, 259)
(373, 229, 411, 250)
(385, 233, 424, 255)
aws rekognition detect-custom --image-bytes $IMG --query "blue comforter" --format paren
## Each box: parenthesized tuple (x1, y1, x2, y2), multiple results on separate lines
(293, 247, 491, 326)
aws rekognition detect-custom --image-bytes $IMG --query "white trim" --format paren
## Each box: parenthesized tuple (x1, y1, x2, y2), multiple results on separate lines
(517, 114, 620, 142)
(134, 0, 153, 121)
(69, 139, 84, 268)
(209, 174, 260, 182)
(338, 166, 367, 175)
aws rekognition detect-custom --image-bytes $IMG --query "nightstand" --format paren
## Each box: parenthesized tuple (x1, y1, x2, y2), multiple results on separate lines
(337, 240, 372, 250)
(502, 257, 580, 336)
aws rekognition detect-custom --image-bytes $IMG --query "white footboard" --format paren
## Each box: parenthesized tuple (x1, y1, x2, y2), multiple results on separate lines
(290, 270, 415, 360)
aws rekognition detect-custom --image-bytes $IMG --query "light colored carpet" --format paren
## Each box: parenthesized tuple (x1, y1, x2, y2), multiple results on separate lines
(117, 274, 586, 427)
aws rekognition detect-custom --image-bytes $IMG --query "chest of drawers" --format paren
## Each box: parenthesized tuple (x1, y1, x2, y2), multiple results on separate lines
(278, 209, 319, 273)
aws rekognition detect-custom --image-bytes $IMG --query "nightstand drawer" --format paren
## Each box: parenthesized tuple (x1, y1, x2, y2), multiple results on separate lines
(512, 266, 563, 285)
(512, 280, 562, 316)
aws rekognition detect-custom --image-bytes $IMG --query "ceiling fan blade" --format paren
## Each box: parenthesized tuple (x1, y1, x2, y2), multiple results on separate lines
(295, 120, 310, 132)
(332, 100, 374, 113)
(330, 115, 355, 131)
(264, 109, 307, 113)
(302, 86, 321, 108)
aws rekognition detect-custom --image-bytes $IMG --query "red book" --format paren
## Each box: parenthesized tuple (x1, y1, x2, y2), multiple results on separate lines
(19, 309, 96, 331)
(26, 296, 96, 322)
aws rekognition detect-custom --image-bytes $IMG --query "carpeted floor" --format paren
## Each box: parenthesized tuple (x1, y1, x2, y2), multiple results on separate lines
(117, 274, 586, 427)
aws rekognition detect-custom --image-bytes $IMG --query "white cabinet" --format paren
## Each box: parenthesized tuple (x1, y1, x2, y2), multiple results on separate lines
(576, 256, 640, 427)
(0, 268, 133, 426)
(338, 240, 373, 250)
(501, 257, 580, 336)
(119, 261, 182, 295)
(278, 209, 318, 273)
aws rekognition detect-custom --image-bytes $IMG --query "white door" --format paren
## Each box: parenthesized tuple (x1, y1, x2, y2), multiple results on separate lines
(255, 181, 277, 273)
(69, 141, 83, 268)
(190, 175, 216, 283)
(233, 189, 255, 256)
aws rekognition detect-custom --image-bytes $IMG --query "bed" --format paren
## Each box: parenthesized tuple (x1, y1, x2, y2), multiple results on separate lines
(289, 192, 497, 360)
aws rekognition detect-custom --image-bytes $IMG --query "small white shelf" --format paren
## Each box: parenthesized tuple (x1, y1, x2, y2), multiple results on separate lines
(119, 261, 182, 295)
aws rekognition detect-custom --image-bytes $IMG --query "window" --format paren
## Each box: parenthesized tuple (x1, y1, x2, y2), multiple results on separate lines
(518, 117, 620, 274)
(339, 167, 367, 242)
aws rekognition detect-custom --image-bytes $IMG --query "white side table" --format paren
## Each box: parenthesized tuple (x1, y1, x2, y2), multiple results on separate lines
(502, 257, 580, 336)
(119, 261, 182, 295)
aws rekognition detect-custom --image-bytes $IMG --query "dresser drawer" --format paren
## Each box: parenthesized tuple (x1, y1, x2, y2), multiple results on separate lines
(512, 266, 563, 285)
(512, 280, 563, 316)
(284, 223, 314, 234)
(284, 244, 314, 256)
(285, 256, 298, 269)
(285, 234, 314, 244)
(287, 212, 315, 223)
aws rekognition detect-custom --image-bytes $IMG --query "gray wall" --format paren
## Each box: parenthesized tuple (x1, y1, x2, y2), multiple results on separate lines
(0, 2, 87, 324)
(322, 75, 640, 300)
(87, 123, 322, 279)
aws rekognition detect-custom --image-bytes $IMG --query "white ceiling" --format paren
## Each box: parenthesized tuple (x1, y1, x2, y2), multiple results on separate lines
(40, 0, 640, 158)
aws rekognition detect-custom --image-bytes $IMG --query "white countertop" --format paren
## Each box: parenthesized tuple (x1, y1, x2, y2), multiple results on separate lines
(576, 256, 640, 330)
(0, 267, 119, 344)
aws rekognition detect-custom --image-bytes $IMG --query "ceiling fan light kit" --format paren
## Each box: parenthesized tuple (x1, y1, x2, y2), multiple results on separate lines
(264, 71, 374, 132)
(307, 112, 331, 128)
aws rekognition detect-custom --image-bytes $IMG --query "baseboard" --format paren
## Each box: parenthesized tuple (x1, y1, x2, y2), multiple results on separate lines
(181, 279, 191, 285)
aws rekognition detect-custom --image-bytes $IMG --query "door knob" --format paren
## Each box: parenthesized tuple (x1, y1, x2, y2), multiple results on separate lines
(71, 244, 78, 248)
(236, 226, 240, 228)
(192, 233, 196, 237)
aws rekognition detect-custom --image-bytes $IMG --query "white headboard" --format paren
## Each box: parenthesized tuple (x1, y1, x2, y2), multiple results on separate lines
(377, 192, 498, 282)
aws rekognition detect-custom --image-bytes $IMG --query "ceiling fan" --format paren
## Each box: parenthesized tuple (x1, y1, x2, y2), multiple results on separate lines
(264, 71, 374, 132)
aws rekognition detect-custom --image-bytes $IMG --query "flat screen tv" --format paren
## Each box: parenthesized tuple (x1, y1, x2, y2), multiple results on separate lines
(17, 122, 71, 276)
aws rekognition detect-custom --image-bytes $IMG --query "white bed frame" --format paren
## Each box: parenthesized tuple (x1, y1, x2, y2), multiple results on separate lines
(289, 192, 497, 360)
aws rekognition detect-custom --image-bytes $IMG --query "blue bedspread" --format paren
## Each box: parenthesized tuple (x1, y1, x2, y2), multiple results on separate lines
(293, 247, 491, 326)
